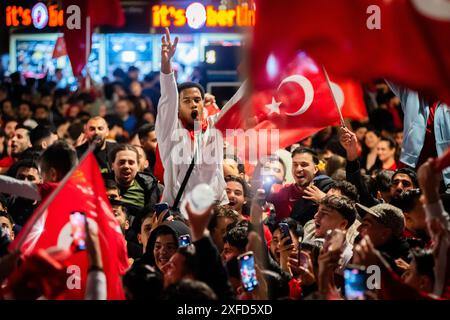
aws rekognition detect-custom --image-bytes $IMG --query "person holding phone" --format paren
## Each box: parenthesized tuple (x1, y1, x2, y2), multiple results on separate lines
(269, 218, 303, 272)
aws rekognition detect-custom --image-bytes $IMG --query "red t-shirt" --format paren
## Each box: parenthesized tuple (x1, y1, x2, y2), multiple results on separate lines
(267, 184, 304, 222)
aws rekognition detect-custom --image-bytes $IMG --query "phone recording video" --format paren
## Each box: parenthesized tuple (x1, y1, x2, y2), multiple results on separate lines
(278, 222, 292, 246)
(238, 251, 259, 292)
(178, 234, 191, 248)
(262, 175, 276, 195)
(70, 211, 87, 251)
(344, 265, 367, 300)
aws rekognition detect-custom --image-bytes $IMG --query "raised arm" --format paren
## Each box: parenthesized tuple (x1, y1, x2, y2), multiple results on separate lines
(156, 28, 181, 157)
(340, 127, 379, 207)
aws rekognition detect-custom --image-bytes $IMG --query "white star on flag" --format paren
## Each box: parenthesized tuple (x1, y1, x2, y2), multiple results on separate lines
(265, 97, 282, 115)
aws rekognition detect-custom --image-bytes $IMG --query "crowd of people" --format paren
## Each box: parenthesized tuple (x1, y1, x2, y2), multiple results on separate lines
(0, 28, 449, 301)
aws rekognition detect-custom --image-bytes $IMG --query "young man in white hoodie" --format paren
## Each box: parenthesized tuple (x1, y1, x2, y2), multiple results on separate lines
(156, 28, 227, 207)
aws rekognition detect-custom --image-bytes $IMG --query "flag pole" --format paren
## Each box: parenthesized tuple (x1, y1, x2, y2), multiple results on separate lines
(12, 142, 98, 250)
(322, 65, 346, 128)
(85, 15, 91, 90)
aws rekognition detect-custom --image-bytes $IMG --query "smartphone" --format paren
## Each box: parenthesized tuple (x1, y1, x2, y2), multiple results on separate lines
(155, 202, 170, 219)
(279, 222, 292, 245)
(324, 229, 345, 252)
(298, 251, 309, 269)
(344, 265, 367, 300)
(238, 251, 259, 292)
(262, 175, 275, 195)
(70, 211, 87, 251)
(178, 234, 191, 248)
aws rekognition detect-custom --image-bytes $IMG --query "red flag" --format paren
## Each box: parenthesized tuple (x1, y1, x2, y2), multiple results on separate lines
(52, 36, 67, 59)
(62, 0, 125, 77)
(215, 53, 340, 162)
(9, 153, 128, 300)
(330, 79, 368, 121)
(252, 0, 450, 104)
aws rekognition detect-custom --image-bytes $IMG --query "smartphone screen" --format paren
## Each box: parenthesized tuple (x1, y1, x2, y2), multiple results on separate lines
(344, 266, 367, 300)
(178, 234, 191, 248)
(155, 202, 169, 219)
(70, 211, 87, 251)
(279, 222, 292, 245)
(238, 252, 259, 292)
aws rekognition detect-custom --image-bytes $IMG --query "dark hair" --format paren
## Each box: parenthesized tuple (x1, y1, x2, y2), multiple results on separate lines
(362, 174, 379, 198)
(330, 180, 359, 202)
(0, 211, 14, 227)
(177, 82, 205, 99)
(208, 205, 240, 233)
(291, 147, 319, 165)
(392, 168, 418, 188)
(224, 175, 250, 198)
(376, 170, 395, 192)
(104, 179, 118, 191)
(14, 159, 40, 173)
(379, 136, 397, 150)
(137, 123, 155, 140)
(15, 124, 32, 136)
(223, 226, 248, 251)
(128, 66, 139, 73)
(278, 217, 304, 239)
(30, 125, 54, 146)
(39, 141, 77, 181)
(411, 248, 435, 284)
(109, 144, 140, 165)
(163, 279, 217, 300)
(122, 264, 163, 300)
(320, 195, 357, 228)
(263, 155, 287, 179)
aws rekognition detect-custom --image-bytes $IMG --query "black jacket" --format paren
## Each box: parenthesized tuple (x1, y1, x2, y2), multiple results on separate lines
(290, 175, 334, 226)
(346, 159, 381, 207)
(193, 236, 235, 300)
(76, 141, 117, 173)
(140, 220, 192, 268)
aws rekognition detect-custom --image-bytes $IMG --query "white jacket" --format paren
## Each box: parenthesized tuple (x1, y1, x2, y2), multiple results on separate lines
(156, 72, 227, 206)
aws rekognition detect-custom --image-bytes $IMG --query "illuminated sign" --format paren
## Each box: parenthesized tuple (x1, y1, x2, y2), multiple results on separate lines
(6, 3, 64, 28)
(152, 3, 255, 28)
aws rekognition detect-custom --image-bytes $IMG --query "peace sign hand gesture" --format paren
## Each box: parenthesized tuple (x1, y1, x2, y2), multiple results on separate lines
(161, 27, 179, 74)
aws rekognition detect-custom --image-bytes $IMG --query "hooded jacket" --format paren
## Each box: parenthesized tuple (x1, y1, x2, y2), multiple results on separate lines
(141, 220, 192, 268)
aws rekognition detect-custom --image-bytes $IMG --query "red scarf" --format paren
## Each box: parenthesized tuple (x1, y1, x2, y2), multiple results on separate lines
(183, 118, 209, 141)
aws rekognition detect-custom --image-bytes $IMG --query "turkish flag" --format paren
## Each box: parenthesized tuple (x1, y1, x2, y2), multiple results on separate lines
(52, 36, 67, 59)
(252, 0, 450, 104)
(215, 53, 340, 162)
(62, 0, 125, 77)
(9, 153, 128, 300)
(330, 79, 368, 121)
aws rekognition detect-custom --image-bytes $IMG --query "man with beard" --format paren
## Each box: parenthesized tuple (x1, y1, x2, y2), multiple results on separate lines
(76, 116, 116, 173)
(0, 125, 33, 172)
(5, 159, 41, 227)
(106, 144, 163, 230)
(267, 147, 334, 225)
(340, 127, 417, 206)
